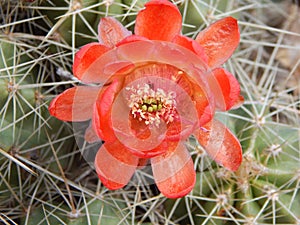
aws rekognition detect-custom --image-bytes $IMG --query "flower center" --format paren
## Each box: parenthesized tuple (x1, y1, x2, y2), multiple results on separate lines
(126, 83, 177, 126)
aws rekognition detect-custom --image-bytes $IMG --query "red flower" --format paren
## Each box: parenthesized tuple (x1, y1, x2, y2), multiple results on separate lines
(49, 0, 243, 198)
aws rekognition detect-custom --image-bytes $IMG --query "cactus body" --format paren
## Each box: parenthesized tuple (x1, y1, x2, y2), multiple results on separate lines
(1, 1, 299, 224)
(22, 198, 129, 225)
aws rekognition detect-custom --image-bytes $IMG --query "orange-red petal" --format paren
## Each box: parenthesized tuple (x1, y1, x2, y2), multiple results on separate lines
(110, 113, 182, 158)
(73, 43, 110, 82)
(128, 140, 177, 159)
(93, 79, 122, 143)
(173, 35, 208, 64)
(94, 140, 139, 190)
(196, 17, 240, 68)
(212, 68, 242, 111)
(135, 0, 182, 41)
(124, 117, 169, 158)
(98, 17, 132, 48)
(137, 158, 149, 169)
(116, 34, 149, 47)
(84, 122, 101, 143)
(195, 119, 242, 171)
(109, 106, 170, 158)
(49, 86, 100, 122)
(115, 40, 209, 81)
(78, 49, 134, 84)
(151, 142, 196, 198)
(192, 81, 214, 126)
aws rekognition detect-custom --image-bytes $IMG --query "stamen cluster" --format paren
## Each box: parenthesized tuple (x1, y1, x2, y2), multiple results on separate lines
(126, 83, 177, 126)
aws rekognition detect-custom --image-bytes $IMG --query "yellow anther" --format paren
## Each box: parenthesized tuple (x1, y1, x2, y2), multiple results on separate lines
(148, 106, 154, 112)
(141, 105, 147, 111)
(152, 104, 158, 111)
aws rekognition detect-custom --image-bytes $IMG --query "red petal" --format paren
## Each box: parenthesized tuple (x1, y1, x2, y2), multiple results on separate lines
(49, 86, 100, 122)
(94, 140, 139, 190)
(173, 35, 208, 63)
(135, 0, 182, 41)
(164, 119, 182, 141)
(79, 49, 133, 84)
(115, 40, 209, 80)
(123, 62, 194, 96)
(192, 82, 214, 126)
(231, 95, 244, 109)
(93, 79, 122, 143)
(151, 142, 196, 198)
(137, 158, 149, 169)
(195, 119, 242, 171)
(116, 35, 149, 47)
(165, 118, 197, 142)
(98, 17, 132, 48)
(212, 68, 242, 111)
(129, 140, 177, 159)
(110, 113, 181, 158)
(84, 122, 101, 143)
(196, 17, 240, 68)
(109, 109, 170, 158)
(126, 117, 169, 158)
(73, 43, 110, 82)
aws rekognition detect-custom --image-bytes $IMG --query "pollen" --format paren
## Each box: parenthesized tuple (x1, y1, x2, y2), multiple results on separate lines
(126, 83, 177, 126)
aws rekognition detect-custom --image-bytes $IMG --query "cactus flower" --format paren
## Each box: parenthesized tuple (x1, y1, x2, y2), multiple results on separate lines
(49, 0, 243, 198)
